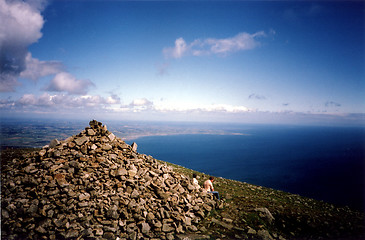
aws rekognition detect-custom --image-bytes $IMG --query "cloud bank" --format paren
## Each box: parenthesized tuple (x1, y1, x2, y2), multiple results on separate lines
(3, 93, 121, 110)
(0, 0, 91, 94)
(1, 94, 363, 126)
(0, 0, 44, 91)
(2, 94, 250, 115)
(163, 31, 267, 59)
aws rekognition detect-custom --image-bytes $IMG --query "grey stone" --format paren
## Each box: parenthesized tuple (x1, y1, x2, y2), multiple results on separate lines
(102, 144, 113, 151)
(162, 223, 174, 232)
(49, 139, 60, 148)
(75, 135, 89, 146)
(141, 222, 151, 234)
(66, 229, 79, 238)
(248, 227, 256, 234)
(131, 189, 139, 198)
(131, 142, 138, 152)
(35, 226, 47, 234)
(87, 128, 96, 136)
(95, 228, 103, 236)
(257, 229, 274, 240)
(39, 149, 47, 157)
(103, 232, 115, 240)
(79, 192, 90, 201)
(255, 208, 275, 224)
(107, 133, 115, 141)
(117, 167, 127, 176)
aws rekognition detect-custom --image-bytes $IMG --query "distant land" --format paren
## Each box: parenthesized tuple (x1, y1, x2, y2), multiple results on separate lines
(0, 118, 247, 148)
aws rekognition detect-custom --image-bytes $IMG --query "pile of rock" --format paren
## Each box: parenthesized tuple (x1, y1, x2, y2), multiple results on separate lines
(1, 120, 216, 240)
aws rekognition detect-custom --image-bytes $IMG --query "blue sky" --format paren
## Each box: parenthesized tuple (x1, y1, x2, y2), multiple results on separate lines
(0, 0, 364, 125)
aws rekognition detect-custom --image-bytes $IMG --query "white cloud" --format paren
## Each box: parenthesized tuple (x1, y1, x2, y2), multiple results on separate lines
(45, 72, 95, 95)
(163, 31, 267, 59)
(163, 38, 188, 59)
(0, 0, 45, 91)
(106, 94, 121, 105)
(119, 98, 154, 112)
(20, 52, 63, 80)
(154, 102, 250, 113)
(2, 93, 120, 111)
(0, 0, 44, 47)
(18, 93, 37, 105)
(130, 98, 153, 107)
(0, 0, 85, 95)
(203, 31, 266, 55)
(117, 98, 251, 114)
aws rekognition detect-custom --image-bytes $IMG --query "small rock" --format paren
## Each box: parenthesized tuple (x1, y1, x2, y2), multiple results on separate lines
(87, 128, 96, 136)
(49, 139, 60, 148)
(79, 192, 90, 201)
(257, 229, 274, 240)
(102, 144, 113, 151)
(66, 229, 79, 238)
(75, 135, 89, 146)
(103, 232, 115, 240)
(248, 227, 256, 234)
(255, 208, 275, 224)
(131, 142, 138, 152)
(95, 228, 103, 236)
(162, 223, 174, 232)
(39, 149, 47, 157)
(141, 222, 151, 234)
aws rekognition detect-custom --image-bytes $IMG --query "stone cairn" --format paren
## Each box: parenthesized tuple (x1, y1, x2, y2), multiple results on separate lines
(1, 120, 216, 240)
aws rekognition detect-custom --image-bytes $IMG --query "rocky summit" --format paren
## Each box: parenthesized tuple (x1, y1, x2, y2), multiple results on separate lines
(1, 120, 217, 240)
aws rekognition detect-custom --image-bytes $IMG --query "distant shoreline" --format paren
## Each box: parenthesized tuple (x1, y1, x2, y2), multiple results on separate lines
(121, 132, 249, 141)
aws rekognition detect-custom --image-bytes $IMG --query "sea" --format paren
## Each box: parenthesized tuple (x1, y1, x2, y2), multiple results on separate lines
(1, 119, 364, 211)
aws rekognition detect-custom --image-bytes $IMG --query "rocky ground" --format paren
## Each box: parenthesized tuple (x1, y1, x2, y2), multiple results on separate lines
(1, 120, 364, 240)
(166, 163, 365, 240)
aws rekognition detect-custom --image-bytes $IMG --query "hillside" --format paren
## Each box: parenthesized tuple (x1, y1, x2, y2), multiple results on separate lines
(164, 162, 365, 240)
(1, 120, 364, 240)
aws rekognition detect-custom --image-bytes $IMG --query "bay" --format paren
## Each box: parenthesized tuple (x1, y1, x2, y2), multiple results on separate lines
(133, 125, 365, 211)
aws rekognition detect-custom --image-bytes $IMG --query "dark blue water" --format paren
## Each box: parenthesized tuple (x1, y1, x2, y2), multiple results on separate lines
(133, 125, 365, 211)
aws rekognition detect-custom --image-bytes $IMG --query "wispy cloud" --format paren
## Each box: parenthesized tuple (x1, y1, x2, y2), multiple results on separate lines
(155, 62, 170, 76)
(163, 31, 268, 59)
(248, 94, 266, 100)
(325, 101, 341, 107)
(44, 72, 94, 95)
